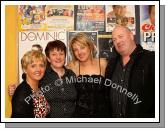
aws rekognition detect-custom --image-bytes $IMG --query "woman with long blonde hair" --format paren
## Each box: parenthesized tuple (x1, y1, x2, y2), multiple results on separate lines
(67, 32, 111, 117)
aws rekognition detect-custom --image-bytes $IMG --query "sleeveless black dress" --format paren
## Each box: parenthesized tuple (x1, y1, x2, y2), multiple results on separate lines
(74, 60, 111, 118)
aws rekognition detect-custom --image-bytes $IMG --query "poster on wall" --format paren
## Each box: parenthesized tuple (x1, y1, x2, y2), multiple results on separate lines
(98, 35, 113, 59)
(18, 29, 66, 82)
(76, 5, 105, 31)
(140, 5, 155, 51)
(18, 5, 47, 31)
(106, 5, 136, 34)
(45, 5, 74, 31)
(67, 31, 98, 62)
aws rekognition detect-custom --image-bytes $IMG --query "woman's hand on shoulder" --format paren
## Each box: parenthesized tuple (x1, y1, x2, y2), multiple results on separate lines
(8, 83, 17, 96)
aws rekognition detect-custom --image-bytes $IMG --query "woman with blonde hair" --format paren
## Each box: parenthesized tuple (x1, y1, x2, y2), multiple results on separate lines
(11, 50, 50, 118)
(67, 32, 111, 117)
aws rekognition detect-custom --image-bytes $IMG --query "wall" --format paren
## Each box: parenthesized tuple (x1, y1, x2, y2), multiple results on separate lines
(5, 5, 18, 117)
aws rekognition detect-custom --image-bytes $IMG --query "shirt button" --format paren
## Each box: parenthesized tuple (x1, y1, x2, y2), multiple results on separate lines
(121, 79, 124, 82)
(61, 88, 64, 92)
(123, 69, 126, 72)
(64, 108, 67, 112)
(119, 102, 121, 105)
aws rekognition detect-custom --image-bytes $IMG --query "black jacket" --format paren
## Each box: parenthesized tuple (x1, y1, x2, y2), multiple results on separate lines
(11, 81, 34, 118)
(105, 44, 155, 117)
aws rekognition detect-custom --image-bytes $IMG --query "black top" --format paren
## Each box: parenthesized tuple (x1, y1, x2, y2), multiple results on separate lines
(11, 81, 34, 118)
(11, 80, 50, 118)
(40, 66, 77, 118)
(74, 60, 111, 118)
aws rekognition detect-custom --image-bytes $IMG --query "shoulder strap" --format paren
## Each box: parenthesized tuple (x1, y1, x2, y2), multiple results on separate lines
(99, 58, 101, 75)
(79, 61, 80, 75)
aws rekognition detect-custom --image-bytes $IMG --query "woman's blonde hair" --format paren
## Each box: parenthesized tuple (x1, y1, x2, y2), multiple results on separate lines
(21, 50, 46, 70)
(69, 32, 96, 61)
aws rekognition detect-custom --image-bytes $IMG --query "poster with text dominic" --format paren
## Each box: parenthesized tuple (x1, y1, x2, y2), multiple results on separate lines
(19, 29, 66, 82)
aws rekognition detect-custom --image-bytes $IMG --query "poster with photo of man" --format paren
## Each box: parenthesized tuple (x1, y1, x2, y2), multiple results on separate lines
(106, 5, 136, 34)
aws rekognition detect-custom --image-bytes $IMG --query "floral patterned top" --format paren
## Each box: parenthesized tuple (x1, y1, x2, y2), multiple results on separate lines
(32, 89, 50, 118)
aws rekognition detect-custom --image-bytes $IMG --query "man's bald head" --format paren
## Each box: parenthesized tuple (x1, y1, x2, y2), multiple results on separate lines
(112, 25, 136, 56)
(113, 25, 132, 35)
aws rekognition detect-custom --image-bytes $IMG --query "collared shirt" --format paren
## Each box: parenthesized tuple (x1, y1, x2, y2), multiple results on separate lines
(111, 56, 134, 118)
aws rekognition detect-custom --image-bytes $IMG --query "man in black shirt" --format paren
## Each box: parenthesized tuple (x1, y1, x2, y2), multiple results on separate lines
(105, 25, 155, 117)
